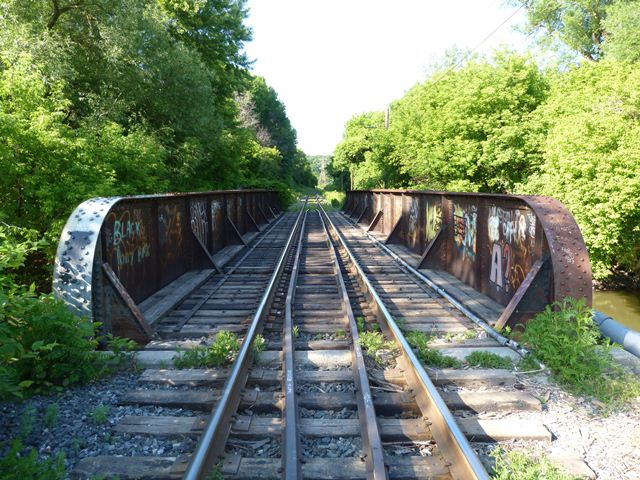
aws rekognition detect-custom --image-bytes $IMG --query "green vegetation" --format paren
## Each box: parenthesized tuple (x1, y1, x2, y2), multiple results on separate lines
(522, 298, 640, 407)
(405, 331, 462, 369)
(174, 331, 240, 368)
(0, 439, 66, 480)
(0, 225, 135, 400)
(0, 1, 316, 244)
(356, 316, 366, 333)
(334, 329, 346, 340)
(490, 446, 578, 480)
(329, 10, 640, 281)
(322, 190, 346, 211)
(292, 325, 299, 338)
(252, 334, 266, 357)
(43, 403, 59, 428)
(18, 404, 36, 439)
(0, 1, 318, 401)
(358, 331, 395, 365)
(90, 405, 110, 425)
(517, 354, 542, 372)
(466, 351, 513, 369)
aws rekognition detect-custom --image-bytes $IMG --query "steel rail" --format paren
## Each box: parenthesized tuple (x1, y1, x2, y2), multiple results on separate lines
(283, 209, 308, 479)
(319, 204, 490, 480)
(336, 212, 532, 358)
(317, 205, 388, 480)
(183, 199, 308, 480)
(173, 211, 288, 331)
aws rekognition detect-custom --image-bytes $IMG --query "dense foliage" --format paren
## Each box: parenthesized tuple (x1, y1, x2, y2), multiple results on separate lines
(0, 1, 316, 402)
(0, 225, 135, 400)
(522, 298, 640, 407)
(0, 0, 315, 243)
(330, 1, 640, 280)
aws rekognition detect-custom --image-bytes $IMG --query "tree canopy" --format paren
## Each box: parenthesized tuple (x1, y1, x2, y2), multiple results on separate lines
(0, 0, 316, 242)
(330, 39, 640, 281)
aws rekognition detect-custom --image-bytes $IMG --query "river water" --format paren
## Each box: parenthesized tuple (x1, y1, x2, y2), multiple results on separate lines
(593, 290, 640, 332)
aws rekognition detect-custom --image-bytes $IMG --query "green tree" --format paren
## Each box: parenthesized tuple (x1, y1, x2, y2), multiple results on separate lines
(602, 1, 640, 62)
(514, 0, 640, 62)
(390, 51, 548, 192)
(521, 61, 640, 280)
(512, 0, 613, 60)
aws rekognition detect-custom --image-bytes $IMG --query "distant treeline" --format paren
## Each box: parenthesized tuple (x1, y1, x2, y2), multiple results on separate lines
(0, 0, 316, 248)
(329, 0, 640, 283)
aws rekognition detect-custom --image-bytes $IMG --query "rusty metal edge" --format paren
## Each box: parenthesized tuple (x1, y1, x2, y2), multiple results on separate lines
(344, 190, 593, 308)
(516, 195, 592, 306)
(318, 206, 388, 480)
(320, 205, 490, 480)
(102, 262, 154, 340)
(54, 191, 280, 323)
(183, 200, 308, 480)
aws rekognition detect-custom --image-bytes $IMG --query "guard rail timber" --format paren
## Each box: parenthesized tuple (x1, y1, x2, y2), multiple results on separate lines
(52, 189, 281, 342)
(343, 189, 592, 329)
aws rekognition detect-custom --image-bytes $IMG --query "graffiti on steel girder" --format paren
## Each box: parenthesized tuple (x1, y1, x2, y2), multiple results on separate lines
(487, 206, 536, 293)
(453, 203, 477, 261)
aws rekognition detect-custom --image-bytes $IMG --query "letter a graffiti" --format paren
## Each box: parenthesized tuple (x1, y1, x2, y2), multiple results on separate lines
(490, 243, 503, 287)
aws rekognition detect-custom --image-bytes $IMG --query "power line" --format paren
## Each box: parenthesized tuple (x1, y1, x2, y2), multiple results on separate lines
(430, 4, 526, 86)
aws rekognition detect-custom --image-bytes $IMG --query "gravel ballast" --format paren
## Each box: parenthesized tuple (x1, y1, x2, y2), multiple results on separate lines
(0, 371, 198, 474)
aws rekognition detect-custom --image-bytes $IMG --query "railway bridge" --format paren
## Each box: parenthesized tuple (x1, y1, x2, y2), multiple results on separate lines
(54, 189, 593, 480)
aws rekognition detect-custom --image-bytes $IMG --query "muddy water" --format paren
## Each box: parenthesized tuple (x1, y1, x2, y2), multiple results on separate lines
(593, 290, 640, 332)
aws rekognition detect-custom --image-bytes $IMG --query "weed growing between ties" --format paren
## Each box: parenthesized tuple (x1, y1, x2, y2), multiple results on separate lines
(174, 331, 241, 368)
(90, 405, 110, 425)
(252, 334, 266, 357)
(522, 297, 640, 408)
(43, 403, 59, 428)
(466, 351, 514, 369)
(490, 446, 578, 480)
(405, 331, 462, 369)
(358, 331, 395, 365)
(517, 354, 541, 372)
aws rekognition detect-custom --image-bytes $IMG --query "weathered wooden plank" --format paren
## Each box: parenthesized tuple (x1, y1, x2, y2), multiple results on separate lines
(440, 390, 541, 412)
(71, 456, 178, 480)
(139, 269, 216, 325)
(425, 368, 517, 388)
(229, 416, 434, 442)
(457, 417, 551, 442)
(256, 349, 352, 368)
(114, 415, 206, 436)
(220, 448, 451, 479)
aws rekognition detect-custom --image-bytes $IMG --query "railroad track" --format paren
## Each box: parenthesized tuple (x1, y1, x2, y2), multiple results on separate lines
(74, 198, 550, 479)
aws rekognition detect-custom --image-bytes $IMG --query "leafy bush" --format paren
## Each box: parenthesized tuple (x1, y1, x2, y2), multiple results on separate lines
(490, 446, 577, 480)
(522, 297, 640, 407)
(174, 331, 240, 368)
(0, 226, 133, 400)
(358, 331, 395, 365)
(405, 331, 462, 368)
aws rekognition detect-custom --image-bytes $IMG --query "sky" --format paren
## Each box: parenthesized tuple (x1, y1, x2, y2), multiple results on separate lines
(244, 1, 531, 156)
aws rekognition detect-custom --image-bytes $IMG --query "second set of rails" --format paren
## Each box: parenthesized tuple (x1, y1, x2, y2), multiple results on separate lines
(74, 198, 548, 480)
